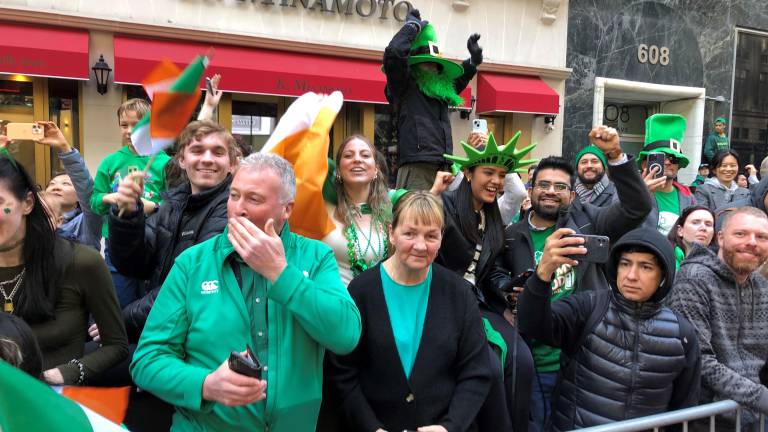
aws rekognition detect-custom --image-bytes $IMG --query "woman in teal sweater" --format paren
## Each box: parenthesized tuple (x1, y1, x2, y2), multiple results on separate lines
(329, 191, 494, 432)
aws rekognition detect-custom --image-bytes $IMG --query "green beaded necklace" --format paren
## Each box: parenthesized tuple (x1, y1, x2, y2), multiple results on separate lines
(345, 204, 388, 276)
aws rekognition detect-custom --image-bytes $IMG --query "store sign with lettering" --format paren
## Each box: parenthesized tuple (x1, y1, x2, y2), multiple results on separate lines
(0, 55, 46, 68)
(228, 0, 414, 22)
(275, 78, 352, 96)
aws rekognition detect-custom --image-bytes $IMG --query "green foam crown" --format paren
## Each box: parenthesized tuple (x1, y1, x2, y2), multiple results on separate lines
(444, 131, 537, 173)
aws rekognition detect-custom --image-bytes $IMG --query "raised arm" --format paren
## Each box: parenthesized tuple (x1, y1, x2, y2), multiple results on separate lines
(517, 228, 595, 353)
(383, 10, 426, 99)
(587, 125, 652, 239)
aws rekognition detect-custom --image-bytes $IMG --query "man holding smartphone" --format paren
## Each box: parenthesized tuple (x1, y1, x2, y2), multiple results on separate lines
(637, 114, 696, 235)
(489, 125, 651, 431)
(517, 226, 701, 430)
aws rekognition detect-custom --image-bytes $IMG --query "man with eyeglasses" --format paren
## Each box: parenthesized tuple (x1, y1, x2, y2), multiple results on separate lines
(490, 125, 651, 431)
(637, 114, 696, 235)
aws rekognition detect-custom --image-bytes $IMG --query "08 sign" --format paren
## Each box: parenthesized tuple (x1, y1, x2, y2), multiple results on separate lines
(637, 44, 670, 66)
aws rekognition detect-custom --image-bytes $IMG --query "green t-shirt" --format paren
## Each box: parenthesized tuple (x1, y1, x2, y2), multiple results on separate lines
(529, 225, 577, 372)
(380, 265, 431, 379)
(90, 146, 172, 237)
(655, 188, 680, 236)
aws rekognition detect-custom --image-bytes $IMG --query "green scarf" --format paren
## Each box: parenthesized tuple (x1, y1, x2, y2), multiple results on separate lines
(412, 67, 464, 107)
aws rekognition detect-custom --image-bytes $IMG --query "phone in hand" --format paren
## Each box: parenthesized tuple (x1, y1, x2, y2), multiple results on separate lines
(228, 344, 262, 379)
(647, 152, 666, 180)
(502, 268, 534, 309)
(6, 123, 43, 141)
(472, 118, 488, 135)
(564, 234, 610, 264)
(205, 77, 214, 94)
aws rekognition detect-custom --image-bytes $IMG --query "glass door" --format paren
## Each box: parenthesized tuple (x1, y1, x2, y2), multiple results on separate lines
(0, 77, 36, 183)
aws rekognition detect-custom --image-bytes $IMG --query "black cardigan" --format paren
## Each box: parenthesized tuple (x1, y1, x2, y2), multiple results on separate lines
(327, 263, 491, 432)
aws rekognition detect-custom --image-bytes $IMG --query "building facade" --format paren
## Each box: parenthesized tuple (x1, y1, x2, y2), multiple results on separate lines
(563, 0, 768, 183)
(0, 0, 571, 187)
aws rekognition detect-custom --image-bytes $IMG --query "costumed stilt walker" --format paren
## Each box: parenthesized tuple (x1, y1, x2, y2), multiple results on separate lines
(384, 9, 482, 190)
(437, 132, 538, 432)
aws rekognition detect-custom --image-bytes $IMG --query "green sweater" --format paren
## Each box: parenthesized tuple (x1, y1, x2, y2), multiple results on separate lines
(90, 146, 171, 237)
(130, 225, 361, 432)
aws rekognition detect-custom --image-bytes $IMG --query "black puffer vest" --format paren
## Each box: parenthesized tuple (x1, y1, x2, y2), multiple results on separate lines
(552, 292, 687, 431)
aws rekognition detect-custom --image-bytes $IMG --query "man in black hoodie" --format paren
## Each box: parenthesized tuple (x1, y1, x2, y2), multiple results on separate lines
(518, 226, 701, 431)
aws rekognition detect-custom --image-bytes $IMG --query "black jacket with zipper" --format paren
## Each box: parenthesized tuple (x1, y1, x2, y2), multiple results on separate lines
(328, 263, 491, 432)
(383, 23, 477, 166)
(518, 227, 701, 430)
(108, 175, 231, 341)
(487, 156, 651, 316)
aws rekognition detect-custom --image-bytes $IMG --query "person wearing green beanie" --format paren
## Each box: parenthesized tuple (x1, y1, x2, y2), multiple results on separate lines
(383, 8, 482, 191)
(703, 116, 729, 163)
(573, 145, 617, 207)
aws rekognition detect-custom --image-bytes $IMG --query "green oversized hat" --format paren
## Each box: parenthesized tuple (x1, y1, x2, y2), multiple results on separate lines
(637, 114, 690, 168)
(407, 23, 464, 80)
(444, 131, 537, 173)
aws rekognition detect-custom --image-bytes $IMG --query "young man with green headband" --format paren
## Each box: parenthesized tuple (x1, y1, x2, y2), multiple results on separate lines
(703, 116, 729, 163)
(384, 9, 482, 191)
(638, 114, 697, 236)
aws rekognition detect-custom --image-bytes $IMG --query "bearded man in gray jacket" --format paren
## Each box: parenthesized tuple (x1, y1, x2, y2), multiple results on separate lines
(670, 206, 768, 430)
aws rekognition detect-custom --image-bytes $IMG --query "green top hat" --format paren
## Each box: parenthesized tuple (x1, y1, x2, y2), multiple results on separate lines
(408, 23, 464, 80)
(637, 114, 690, 168)
(444, 131, 537, 173)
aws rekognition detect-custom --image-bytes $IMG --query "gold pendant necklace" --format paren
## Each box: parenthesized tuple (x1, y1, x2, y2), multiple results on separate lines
(0, 269, 25, 314)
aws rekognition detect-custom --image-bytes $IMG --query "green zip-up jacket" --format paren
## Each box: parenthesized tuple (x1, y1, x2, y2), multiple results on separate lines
(130, 224, 361, 432)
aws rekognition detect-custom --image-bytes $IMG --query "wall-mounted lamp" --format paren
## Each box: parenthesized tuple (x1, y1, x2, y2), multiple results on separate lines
(705, 95, 728, 103)
(459, 96, 477, 119)
(544, 115, 556, 133)
(92, 54, 112, 95)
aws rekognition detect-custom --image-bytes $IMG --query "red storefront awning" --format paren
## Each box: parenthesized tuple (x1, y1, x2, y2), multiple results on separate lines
(0, 22, 89, 80)
(114, 35, 471, 107)
(475, 72, 559, 115)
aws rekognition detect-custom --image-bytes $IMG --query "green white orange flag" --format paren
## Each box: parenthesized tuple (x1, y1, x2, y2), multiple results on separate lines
(0, 360, 127, 431)
(260, 91, 343, 240)
(131, 54, 209, 156)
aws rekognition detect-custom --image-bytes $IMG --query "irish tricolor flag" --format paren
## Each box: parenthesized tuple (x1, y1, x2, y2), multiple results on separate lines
(131, 54, 210, 156)
(0, 360, 127, 431)
(261, 91, 343, 240)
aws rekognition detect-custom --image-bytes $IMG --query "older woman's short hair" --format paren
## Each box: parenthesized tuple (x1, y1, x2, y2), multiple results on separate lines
(392, 190, 444, 230)
(239, 152, 297, 204)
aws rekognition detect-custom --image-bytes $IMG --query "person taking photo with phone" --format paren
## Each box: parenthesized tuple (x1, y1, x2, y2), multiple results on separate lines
(517, 226, 701, 430)
(637, 114, 696, 235)
(490, 125, 651, 432)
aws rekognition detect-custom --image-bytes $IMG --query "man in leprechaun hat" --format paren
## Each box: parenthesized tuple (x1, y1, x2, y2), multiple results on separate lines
(384, 9, 482, 190)
(703, 116, 729, 164)
(637, 113, 696, 235)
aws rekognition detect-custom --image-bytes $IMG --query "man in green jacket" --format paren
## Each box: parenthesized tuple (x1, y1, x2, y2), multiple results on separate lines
(131, 152, 362, 432)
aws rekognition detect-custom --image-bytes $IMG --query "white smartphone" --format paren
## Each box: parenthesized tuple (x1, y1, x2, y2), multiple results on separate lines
(472, 118, 488, 135)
